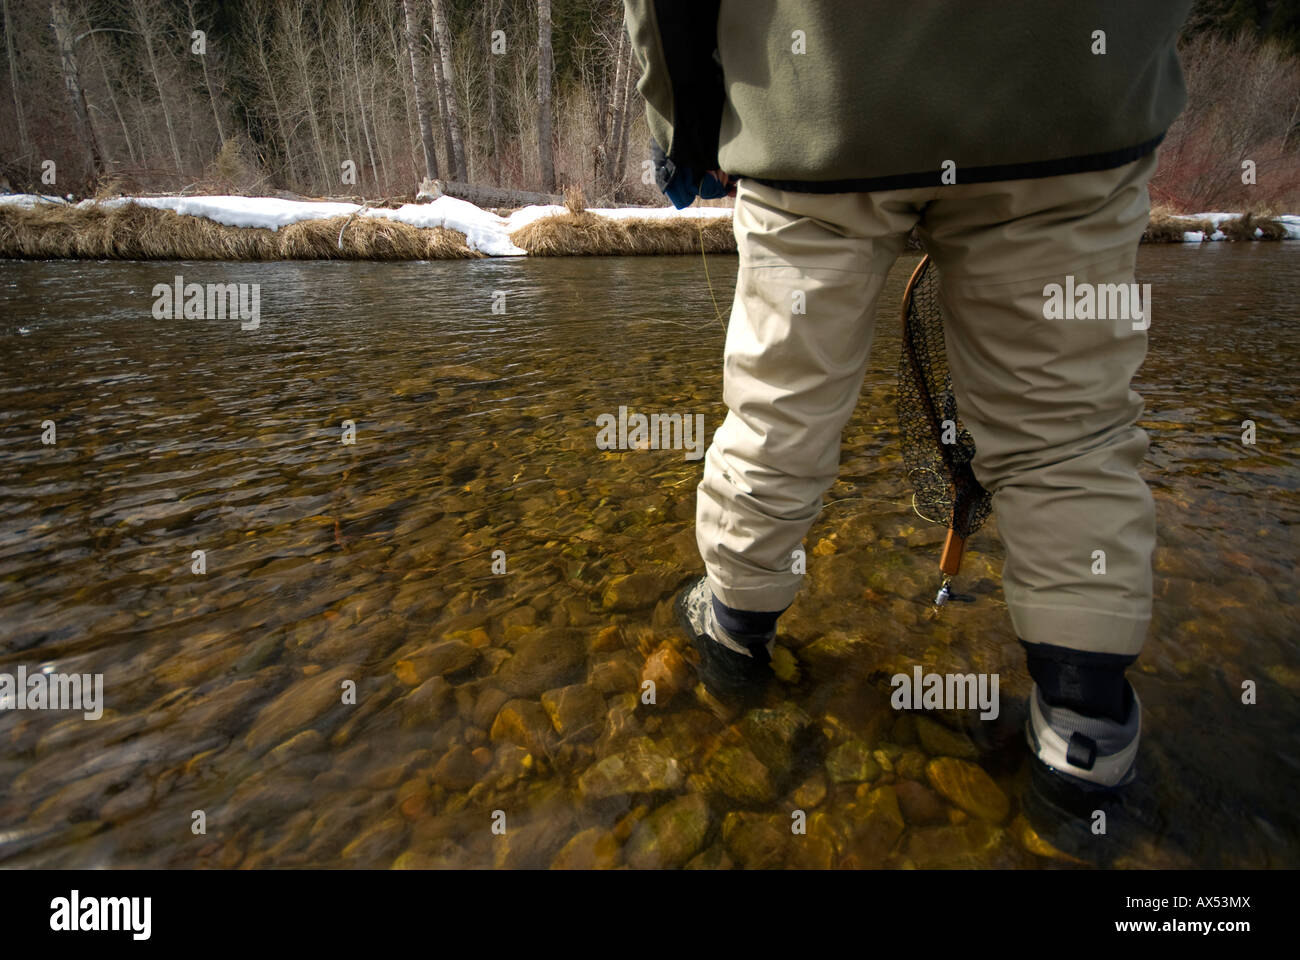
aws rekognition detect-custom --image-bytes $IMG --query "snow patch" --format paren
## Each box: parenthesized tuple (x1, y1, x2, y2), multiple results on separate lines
(0, 192, 732, 257)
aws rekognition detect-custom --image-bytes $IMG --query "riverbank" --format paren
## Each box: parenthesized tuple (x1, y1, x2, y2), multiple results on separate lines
(0, 194, 1295, 261)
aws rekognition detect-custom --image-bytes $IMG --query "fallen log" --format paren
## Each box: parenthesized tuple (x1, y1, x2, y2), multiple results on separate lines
(418, 177, 562, 208)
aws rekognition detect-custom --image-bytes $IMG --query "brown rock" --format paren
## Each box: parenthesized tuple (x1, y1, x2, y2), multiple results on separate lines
(243, 665, 357, 754)
(704, 746, 776, 806)
(496, 628, 587, 696)
(926, 757, 1010, 823)
(601, 572, 673, 612)
(589, 652, 642, 695)
(431, 745, 479, 791)
(577, 737, 682, 799)
(846, 785, 906, 864)
(551, 827, 621, 869)
(640, 644, 691, 703)
(489, 699, 553, 756)
(895, 779, 949, 825)
(393, 640, 478, 686)
(624, 794, 712, 868)
(540, 684, 606, 741)
(915, 715, 979, 759)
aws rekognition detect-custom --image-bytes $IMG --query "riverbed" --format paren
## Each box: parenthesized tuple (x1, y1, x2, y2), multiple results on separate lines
(0, 244, 1296, 867)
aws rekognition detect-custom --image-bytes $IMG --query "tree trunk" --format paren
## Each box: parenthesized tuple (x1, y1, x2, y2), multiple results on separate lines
(401, 0, 439, 180)
(613, 29, 636, 189)
(603, 15, 628, 186)
(248, 2, 296, 187)
(428, 25, 451, 178)
(536, 0, 555, 192)
(2, 0, 28, 161)
(128, 0, 183, 176)
(185, 0, 225, 144)
(485, 0, 501, 183)
(430, 0, 466, 181)
(50, 0, 103, 178)
(94, 35, 137, 166)
(351, 31, 379, 191)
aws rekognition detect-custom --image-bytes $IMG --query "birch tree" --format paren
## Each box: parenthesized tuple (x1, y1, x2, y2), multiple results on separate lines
(430, 0, 465, 181)
(402, 0, 438, 181)
(50, 0, 103, 177)
(536, 0, 554, 192)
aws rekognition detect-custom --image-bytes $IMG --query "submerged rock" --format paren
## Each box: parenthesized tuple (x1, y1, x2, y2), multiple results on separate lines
(601, 572, 673, 612)
(577, 736, 683, 800)
(792, 770, 828, 809)
(431, 745, 478, 791)
(551, 827, 621, 869)
(624, 793, 712, 868)
(341, 817, 408, 864)
(684, 842, 734, 870)
(393, 639, 478, 686)
(844, 785, 906, 865)
(640, 643, 691, 703)
(496, 628, 587, 696)
(589, 651, 641, 695)
(914, 715, 979, 759)
(925, 757, 1009, 823)
(740, 702, 813, 782)
(704, 746, 776, 806)
(489, 699, 554, 756)
(540, 684, 606, 742)
(895, 779, 949, 825)
(721, 811, 789, 869)
(243, 665, 358, 754)
(826, 740, 881, 784)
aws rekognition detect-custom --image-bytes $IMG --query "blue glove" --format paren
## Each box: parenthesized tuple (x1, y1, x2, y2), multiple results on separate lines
(651, 140, 728, 209)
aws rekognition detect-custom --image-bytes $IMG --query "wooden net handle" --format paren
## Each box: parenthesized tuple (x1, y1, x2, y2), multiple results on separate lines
(940, 528, 965, 576)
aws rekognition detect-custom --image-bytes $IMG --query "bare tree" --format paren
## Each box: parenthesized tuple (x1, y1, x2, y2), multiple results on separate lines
(603, 9, 630, 187)
(536, 0, 554, 191)
(244, 0, 297, 186)
(91, 32, 137, 166)
(430, 0, 465, 181)
(2, 0, 28, 161)
(127, 0, 182, 175)
(183, 0, 224, 144)
(485, 0, 502, 182)
(50, 0, 103, 178)
(402, 0, 438, 181)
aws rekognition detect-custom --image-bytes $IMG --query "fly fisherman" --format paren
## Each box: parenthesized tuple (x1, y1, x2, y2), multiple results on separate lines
(624, 0, 1194, 860)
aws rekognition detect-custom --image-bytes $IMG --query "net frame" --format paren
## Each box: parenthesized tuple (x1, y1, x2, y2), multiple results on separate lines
(897, 255, 993, 576)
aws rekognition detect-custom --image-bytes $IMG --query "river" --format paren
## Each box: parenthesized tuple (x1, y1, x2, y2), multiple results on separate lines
(0, 244, 1296, 867)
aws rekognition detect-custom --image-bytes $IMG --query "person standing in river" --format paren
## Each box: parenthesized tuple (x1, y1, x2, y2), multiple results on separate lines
(624, 0, 1194, 859)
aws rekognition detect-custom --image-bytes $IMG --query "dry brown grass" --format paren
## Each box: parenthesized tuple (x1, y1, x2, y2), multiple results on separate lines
(0, 201, 479, 260)
(509, 211, 736, 256)
(1216, 212, 1290, 241)
(1142, 205, 1289, 242)
(1144, 207, 1212, 242)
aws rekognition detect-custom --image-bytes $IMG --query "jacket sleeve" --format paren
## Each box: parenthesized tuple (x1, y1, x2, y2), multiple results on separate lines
(623, 0, 725, 173)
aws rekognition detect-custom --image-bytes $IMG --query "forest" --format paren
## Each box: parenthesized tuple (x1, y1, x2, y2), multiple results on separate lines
(1, 0, 1299, 211)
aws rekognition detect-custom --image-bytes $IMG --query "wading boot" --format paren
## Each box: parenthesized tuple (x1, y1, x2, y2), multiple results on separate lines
(1021, 681, 1162, 864)
(674, 576, 775, 705)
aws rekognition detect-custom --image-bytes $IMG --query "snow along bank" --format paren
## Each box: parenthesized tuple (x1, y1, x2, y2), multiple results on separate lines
(0, 193, 736, 257)
(2, 194, 1296, 252)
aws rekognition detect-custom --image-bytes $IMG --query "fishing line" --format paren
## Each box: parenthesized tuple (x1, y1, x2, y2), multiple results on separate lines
(698, 217, 727, 333)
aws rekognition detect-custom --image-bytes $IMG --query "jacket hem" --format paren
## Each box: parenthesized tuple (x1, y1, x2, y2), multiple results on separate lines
(742, 133, 1166, 194)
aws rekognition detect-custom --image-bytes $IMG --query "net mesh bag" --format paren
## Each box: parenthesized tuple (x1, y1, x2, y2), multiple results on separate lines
(897, 255, 992, 574)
